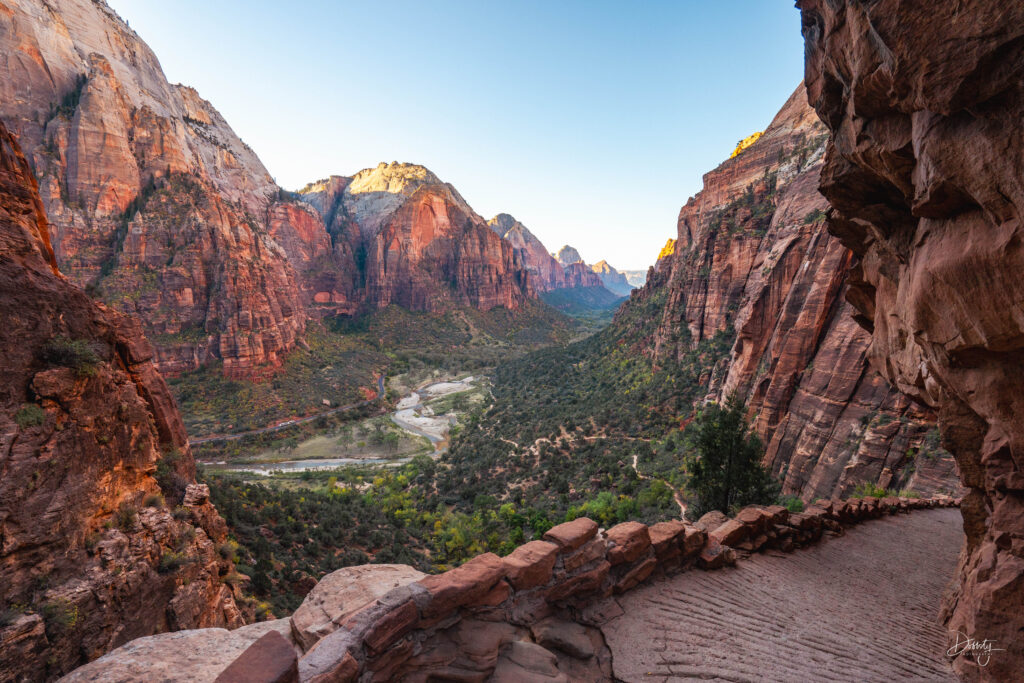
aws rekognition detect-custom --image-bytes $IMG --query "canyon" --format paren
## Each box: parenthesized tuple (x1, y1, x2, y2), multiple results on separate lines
(641, 84, 960, 501)
(1, 0, 1021, 680)
(799, 1, 1024, 678)
(0, 0, 611, 383)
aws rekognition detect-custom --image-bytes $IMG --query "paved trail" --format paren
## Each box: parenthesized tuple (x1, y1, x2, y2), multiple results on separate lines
(603, 508, 963, 682)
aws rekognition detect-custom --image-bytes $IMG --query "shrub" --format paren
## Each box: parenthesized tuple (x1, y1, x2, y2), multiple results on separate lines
(158, 551, 190, 574)
(41, 598, 79, 636)
(171, 505, 191, 521)
(14, 404, 45, 429)
(218, 540, 239, 561)
(40, 336, 101, 377)
(142, 493, 165, 508)
(156, 448, 188, 503)
(115, 503, 137, 532)
(779, 495, 804, 513)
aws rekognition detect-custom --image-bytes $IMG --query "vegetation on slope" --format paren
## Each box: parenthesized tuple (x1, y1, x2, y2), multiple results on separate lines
(174, 300, 577, 438)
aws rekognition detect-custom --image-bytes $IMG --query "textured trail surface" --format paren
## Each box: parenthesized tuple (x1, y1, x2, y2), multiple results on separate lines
(603, 508, 963, 682)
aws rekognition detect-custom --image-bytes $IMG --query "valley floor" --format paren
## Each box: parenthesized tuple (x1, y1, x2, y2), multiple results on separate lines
(603, 507, 963, 682)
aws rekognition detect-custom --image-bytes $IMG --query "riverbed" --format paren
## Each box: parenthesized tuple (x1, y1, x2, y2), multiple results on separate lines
(210, 376, 479, 476)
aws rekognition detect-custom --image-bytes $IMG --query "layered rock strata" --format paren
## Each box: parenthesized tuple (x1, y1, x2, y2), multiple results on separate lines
(0, 120, 244, 682)
(647, 85, 961, 500)
(62, 495, 960, 682)
(798, 1, 1024, 678)
(0, 0, 306, 379)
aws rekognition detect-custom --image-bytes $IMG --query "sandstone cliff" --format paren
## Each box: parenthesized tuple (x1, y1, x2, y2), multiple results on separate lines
(555, 244, 584, 267)
(0, 0, 306, 379)
(591, 260, 634, 296)
(299, 163, 534, 313)
(799, 1, 1024, 678)
(649, 85, 960, 501)
(0, 120, 244, 682)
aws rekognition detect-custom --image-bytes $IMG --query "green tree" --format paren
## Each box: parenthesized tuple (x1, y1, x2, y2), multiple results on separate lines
(686, 393, 779, 517)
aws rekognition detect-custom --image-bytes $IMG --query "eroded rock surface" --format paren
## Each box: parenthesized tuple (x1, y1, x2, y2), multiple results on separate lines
(644, 84, 961, 500)
(0, 119, 244, 682)
(0, 0, 306, 379)
(798, 1, 1024, 678)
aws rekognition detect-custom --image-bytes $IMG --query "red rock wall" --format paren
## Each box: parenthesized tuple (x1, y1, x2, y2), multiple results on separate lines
(650, 86, 960, 500)
(0, 120, 246, 681)
(0, 0, 306, 380)
(364, 186, 532, 312)
(798, 1, 1024, 678)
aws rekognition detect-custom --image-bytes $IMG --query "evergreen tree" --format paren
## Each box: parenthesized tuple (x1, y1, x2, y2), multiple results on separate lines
(686, 393, 780, 517)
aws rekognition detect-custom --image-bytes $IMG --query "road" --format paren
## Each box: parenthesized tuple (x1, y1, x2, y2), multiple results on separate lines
(188, 375, 386, 445)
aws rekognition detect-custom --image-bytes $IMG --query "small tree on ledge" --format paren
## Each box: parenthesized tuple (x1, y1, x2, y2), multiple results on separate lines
(686, 393, 780, 518)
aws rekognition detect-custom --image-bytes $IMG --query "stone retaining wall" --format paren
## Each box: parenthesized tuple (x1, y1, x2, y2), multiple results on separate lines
(206, 495, 959, 683)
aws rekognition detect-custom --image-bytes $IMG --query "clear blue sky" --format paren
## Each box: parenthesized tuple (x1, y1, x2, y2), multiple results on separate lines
(105, 1, 805, 270)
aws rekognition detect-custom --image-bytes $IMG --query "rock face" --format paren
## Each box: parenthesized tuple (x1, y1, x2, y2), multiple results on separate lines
(0, 0, 306, 379)
(555, 244, 584, 267)
(488, 213, 566, 292)
(798, 1, 1024, 678)
(0, 120, 244, 682)
(298, 163, 534, 313)
(591, 260, 634, 296)
(645, 84, 961, 501)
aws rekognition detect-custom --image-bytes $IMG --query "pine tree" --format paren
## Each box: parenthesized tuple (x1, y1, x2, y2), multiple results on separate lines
(686, 393, 780, 517)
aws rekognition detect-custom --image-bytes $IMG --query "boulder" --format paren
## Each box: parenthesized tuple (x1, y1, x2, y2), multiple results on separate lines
(543, 518, 598, 551)
(648, 520, 687, 556)
(61, 628, 277, 683)
(694, 510, 729, 532)
(613, 557, 658, 593)
(290, 564, 424, 652)
(697, 538, 735, 570)
(503, 541, 559, 590)
(416, 553, 505, 619)
(604, 522, 651, 565)
(547, 561, 610, 603)
(710, 519, 749, 547)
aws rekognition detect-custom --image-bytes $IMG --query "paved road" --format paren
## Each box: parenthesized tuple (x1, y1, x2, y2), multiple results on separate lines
(188, 375, 385, 445)
(603, 508, 963, 682)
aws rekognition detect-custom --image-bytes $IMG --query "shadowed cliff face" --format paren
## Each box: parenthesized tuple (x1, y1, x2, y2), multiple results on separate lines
(650, 85, 960, 501)
(0, 120, 245, 682)
(0, 0, 306, 380)
(799, 0, 1024, 678)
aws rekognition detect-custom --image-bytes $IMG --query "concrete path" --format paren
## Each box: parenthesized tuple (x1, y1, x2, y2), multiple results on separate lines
(602, 508, 963, 682)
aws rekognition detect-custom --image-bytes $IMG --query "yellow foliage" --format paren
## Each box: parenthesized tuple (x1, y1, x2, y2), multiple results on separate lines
(730, 131, 763, 158)
(657, 239, 676, 261)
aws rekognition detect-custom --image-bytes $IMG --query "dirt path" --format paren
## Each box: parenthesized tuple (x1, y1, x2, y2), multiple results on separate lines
(632, 454, 687, 519)
(602, 507, 963, 682)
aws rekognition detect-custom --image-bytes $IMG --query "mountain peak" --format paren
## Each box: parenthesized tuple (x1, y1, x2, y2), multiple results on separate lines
(346, 162, 442, 197)
(555, 245, 583, 266)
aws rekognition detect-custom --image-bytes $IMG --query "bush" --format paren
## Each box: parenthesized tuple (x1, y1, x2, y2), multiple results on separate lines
(115, 503, 137, 532)
(158, 551, 191, 574)
(40, 336, 101, 377)
(14, 404, 45, 429)
(779, 495, 804, 513)
(42, 598, 79, 636)
(143, 493, 165, 508)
